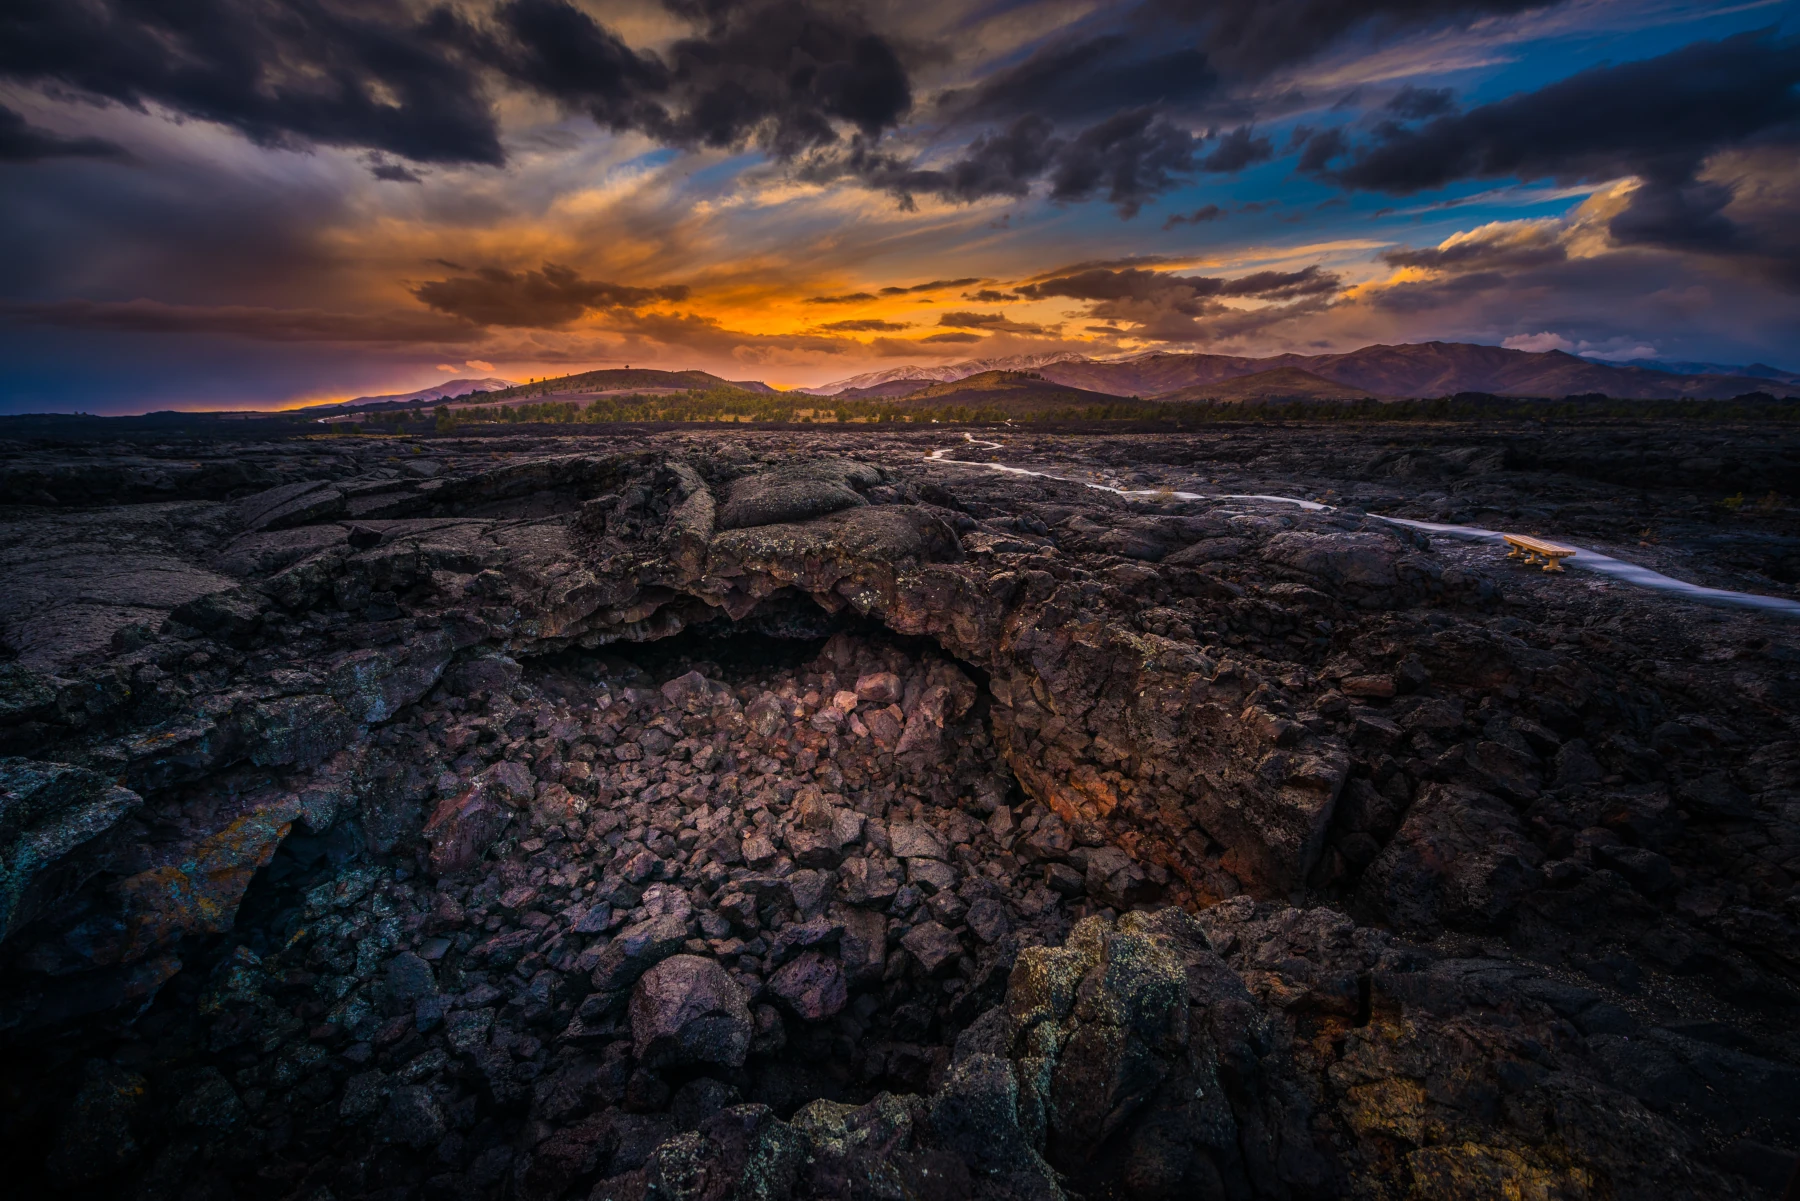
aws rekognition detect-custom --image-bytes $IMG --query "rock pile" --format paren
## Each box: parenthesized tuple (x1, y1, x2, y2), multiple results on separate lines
(0, 426, 1796, 1199)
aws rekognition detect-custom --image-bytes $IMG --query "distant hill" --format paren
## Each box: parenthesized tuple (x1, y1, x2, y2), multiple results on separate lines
(1039, 353, 1260, 396)
(336, 377, 514, 408)
(1591, 358, 1800, 386)
(892, 370, 1128, 410)
(489, 368, 775, 397)
(793, 353, 1085, 396)
(802, 341, 1791, 402)
(1159, 367, 1378, 403)
(830, 379, 939, 400)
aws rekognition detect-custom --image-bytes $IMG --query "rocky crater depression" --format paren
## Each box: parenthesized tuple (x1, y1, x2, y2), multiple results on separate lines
(2, 424, 1798, 1201)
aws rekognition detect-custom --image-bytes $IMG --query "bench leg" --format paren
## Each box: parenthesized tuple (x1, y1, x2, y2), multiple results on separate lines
(1542, 558, 1564, 573)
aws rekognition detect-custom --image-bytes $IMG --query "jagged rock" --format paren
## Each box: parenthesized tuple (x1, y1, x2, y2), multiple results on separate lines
(902, 921, 963, 974)
(768, 950, 848, 1021)
(630, 954, 753, 1069)
(423, 779, 512, 875)
(1360, 783, 1545, 931)
(0, 759, 141, 943)
(4, 429, 1797, 1201)
(589, 913, 692, 995)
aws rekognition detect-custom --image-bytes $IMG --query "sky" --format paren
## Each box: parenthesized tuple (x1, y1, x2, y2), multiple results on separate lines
(2, 0, 1798, 413)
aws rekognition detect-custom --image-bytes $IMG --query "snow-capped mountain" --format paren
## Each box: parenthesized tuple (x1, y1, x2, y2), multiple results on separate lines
(341, 377, 515, 407)
(793, 353, 1090, 396)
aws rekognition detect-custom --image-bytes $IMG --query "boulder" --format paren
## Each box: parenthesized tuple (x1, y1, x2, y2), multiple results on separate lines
(768, 951, 848, 1021)
(630, 954, 753, 1070)
(584, 912, 692, 1005)
(423, 781, 511, 875)
(715, 460, 882, 530)
(902, 921, 963, 974)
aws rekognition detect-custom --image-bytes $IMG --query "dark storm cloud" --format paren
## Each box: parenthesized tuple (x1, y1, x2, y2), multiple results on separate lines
(1325, 30, 1800, 264)
(1380, 230, 1566, 271)
(464, 0, 669, 136)
(1385, 85, 1456, 120)
(919, 331, 983, 343)
(963, 289, 1022, 302)
(830, 110, 1267, 217)
(0, 105, 124, 162)
(940, 0, 1548, 126)
(458, 0, 913, 159)
(1292, 127, 1348, 173)
(410, 264, 690, 327)
(0, 0, 507, 165)
(1163, 204, 1224, 229)
(0, 0, 913, 168)
(937, 311, 1047, 333)
(659, 0, 912, 154)
(1136, 0, 1549, 77)
(801, 0, 1553, 220)
(817, 318, 910, 331)
(370, 161, 424, 183)
(804, 292, 879, 304)
(1012, 263, 1342, 343)
(1, 298, 482, 343)
(1197, 125, 1272, 172)
(1331, 32, 1800, 194)
(940, 36, 1217, 124)
(879, 278, 983, 295)
(1046, 109, 1201, 217)
(796, 117, 1060, 205)
(1018, 264, 1339, 305)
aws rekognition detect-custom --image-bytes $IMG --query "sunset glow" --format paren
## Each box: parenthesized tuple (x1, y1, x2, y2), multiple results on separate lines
(3, 1, 1798, 410)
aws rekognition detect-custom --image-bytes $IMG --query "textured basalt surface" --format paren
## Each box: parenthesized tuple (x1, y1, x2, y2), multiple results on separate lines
(1, 424, 1797, 1200)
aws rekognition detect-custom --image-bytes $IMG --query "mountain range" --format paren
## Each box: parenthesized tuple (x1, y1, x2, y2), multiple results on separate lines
(798, 342, 1795, 402)
(1585, 358, 1800, 386)
(332, 377, 515, 408)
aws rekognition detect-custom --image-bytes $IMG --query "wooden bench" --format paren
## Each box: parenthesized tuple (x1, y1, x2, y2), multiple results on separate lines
(1503, 534, 1577, 572)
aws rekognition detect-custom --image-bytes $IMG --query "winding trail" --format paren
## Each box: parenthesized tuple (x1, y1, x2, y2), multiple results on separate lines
(927, 435, 1800, 619)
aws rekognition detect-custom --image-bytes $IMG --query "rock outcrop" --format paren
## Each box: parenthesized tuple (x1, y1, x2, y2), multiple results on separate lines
(1, 424, 1796, 1199)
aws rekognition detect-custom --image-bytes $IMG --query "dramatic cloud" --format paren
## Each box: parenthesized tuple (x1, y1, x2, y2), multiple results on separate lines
(1019, 265, 1340, 305)
(939, 0, 1550, 125)
(1045, 110, 1202, 216)
(1326, 31, 1800, 268)
(836, 111, 1275, 216)
(879, 278, 982, 295)
(1164, 205, 1224, 230)
(1380, 219, 1568, 271)
(463, 0, 669, 138)
(1333, 32, 1800, 193)
(0, 0, 913, 168)
(10, 0, 1800, 412)
(0, 105, 124, 162)
(411, 264, 691, 327)
(1015, 264, 1343, 342)
(816, 318, 910, 331)
(0, 0, 506, 164)
(1385, 85, 1457, 120)
(1197, 125, 1273, 173)
(940, 35, 1216, 125)
(1, 298, 481, 343)
(936, 311, 1048, 333)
